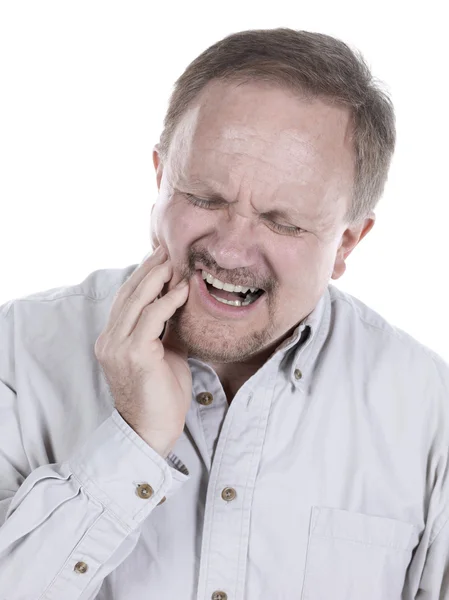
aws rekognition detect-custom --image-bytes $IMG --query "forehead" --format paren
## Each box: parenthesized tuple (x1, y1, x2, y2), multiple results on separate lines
(167, 81, 355, 220)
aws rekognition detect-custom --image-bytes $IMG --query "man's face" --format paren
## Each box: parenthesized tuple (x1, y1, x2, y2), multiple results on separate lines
(150, 80, 374, 364)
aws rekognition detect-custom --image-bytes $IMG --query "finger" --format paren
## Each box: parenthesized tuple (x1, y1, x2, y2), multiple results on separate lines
(109, 260, 174, 340)
(108, 247, 167, 327)
(130, 279, 189, 344)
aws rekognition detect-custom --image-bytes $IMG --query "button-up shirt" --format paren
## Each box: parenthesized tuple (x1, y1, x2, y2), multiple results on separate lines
(1, 257, 449, 600)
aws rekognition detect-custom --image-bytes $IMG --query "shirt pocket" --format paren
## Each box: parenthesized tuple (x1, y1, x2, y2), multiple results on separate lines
(301, 506, 419, 600)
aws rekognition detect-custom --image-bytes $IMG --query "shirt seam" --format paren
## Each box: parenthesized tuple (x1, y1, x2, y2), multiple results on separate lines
(428, 503, 449, 547)
(67, 466, 133, 533)
(334, 295, 445, 367)
(38, 507, 106, 599)
(236, 371, 276, 597)
(311, 532, 413, 551)
(11, 287, 118, 306)
(111, 410, 180, 474)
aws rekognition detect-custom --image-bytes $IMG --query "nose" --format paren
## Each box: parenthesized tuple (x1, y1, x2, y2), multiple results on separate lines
(207, 210, 260, 271)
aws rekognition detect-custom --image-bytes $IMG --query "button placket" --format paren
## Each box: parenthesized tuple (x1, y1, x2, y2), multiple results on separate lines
(196, 370, 274, 600)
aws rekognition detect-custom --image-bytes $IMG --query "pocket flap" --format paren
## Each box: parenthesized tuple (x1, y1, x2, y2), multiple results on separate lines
(311, 506, 419, 551)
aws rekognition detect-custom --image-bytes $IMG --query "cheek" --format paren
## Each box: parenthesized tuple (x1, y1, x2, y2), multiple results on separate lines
(156, 202, 204, 256)
(272, 239, 324, 295)
(270, 243, 300, 284)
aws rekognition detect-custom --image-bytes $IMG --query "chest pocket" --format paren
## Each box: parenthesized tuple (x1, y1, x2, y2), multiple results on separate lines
(300, 506, 419, 600)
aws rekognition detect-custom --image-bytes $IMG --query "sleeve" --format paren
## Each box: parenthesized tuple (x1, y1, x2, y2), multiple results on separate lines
(0, 302, 190, 600)
(0, 404, 190, 600)
(406, 352, 449, 599)
(414, 512, 449, 599)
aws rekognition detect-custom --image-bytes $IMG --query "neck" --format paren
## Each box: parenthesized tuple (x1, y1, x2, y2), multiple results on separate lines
(214, 363, 259, 405)
(211, 344, 275, 404)
(162, 321, 297, 404)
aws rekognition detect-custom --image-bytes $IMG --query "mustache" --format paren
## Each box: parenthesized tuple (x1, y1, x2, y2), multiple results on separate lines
(187, 250, 275, 293)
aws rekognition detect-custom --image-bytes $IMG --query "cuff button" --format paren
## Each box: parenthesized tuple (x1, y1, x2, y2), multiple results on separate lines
(136, 483, 154, 499)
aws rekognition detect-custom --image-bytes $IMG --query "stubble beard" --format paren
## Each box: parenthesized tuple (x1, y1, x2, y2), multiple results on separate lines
(165, 301, 277, 364)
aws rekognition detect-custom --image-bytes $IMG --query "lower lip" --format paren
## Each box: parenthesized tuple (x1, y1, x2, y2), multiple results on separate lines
(193, 271, 266, 318)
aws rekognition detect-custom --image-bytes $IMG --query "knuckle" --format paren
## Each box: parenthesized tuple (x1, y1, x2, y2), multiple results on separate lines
(155, 260, 169, 270)
(95, 335, 115, 364)
(167, 287, 181, 301)
(113, 286, 124, 301)
(126, 345, 146, 369)
(142, 302, 154, 314)
(126, 292, 140, 306)
(123, 338, 141, 361)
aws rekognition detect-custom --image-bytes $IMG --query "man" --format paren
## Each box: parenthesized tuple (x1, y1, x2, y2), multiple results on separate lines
(0, 27, 448, 599)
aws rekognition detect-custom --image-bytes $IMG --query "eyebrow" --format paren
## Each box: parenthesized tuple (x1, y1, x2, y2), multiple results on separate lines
(181, 179, 226, 202)
(178, 178, 308, 223)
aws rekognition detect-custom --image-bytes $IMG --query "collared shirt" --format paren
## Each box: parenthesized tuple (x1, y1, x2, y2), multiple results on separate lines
(0, 257, 449, 600)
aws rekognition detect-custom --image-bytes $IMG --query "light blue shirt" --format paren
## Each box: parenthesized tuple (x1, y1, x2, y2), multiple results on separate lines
(1, 256, 448, 599)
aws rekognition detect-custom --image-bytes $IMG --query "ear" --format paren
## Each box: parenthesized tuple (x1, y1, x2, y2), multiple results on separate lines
(153, 144, 163, 191)
(150, 145, 163, 251)
(331, 213, 376, 280)
(149, 203, 159, 251)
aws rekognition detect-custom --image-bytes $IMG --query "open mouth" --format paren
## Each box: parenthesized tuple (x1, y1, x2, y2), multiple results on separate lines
(192, 269, 267, 320)
(200, 267, 266, 308)
(204, 280, 265, 307)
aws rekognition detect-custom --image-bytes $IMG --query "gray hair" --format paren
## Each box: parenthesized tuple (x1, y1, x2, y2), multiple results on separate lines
(159, 28, 396, 226)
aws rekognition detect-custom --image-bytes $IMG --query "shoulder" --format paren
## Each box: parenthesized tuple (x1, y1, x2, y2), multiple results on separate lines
(1, 262, 138, 318)
(0, 262, 139, 366)
(328, 283, 449, 416)
(329, 283, 448, 367)
(2, 262, 138, 308)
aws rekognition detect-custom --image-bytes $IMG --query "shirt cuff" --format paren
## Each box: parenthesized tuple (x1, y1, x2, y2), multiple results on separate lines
(67, 409, 190, 530)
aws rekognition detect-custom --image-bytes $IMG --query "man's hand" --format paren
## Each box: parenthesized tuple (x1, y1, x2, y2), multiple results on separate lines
(94, 245, 192, 457)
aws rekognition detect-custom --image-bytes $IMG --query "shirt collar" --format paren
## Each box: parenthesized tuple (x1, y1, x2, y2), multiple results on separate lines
(269, 285, 332, 393)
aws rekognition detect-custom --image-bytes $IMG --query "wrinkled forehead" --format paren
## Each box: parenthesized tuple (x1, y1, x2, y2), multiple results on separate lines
(165, 81, 355, 196)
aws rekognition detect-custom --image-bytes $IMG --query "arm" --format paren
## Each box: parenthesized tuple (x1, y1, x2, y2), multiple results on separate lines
(0, 252, 191, 599)
(0, 395, 189, 600)
(413, 512, 449, 599)
(404, 352, 449, 600)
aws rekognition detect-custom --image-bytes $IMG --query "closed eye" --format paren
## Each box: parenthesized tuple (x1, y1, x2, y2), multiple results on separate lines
(185, 194, 216, 210)
(265, 220, 305, 235)
(184, 193, 305, 237)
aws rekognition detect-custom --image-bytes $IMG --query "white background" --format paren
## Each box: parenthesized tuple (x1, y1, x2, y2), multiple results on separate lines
(1, 1, 447, 361)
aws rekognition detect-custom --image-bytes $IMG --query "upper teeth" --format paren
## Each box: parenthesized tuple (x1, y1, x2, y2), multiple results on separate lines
(202, 270, 259, 294)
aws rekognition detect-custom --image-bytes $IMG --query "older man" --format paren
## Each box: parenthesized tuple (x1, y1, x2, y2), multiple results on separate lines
(1, 28, 448, 600)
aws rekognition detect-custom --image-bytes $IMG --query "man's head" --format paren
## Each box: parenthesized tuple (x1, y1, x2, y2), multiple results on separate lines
(149, 28, 395, 365)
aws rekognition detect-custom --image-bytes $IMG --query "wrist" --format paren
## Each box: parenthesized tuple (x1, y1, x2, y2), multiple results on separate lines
(141, 432, 179, 459)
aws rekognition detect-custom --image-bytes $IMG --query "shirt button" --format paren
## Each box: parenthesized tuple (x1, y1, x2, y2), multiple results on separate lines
(157, 496, 166, 505)
(294, 368, 303, 380)
(136, 483, 154, 499)
(211, 592, 228, 600)
(197, 392, 213, 406)
(221, 487, 236, 501)
(74, 561, 88, 574)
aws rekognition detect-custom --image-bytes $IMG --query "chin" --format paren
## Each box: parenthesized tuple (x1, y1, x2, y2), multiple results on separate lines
(168, 309, 274, 364)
